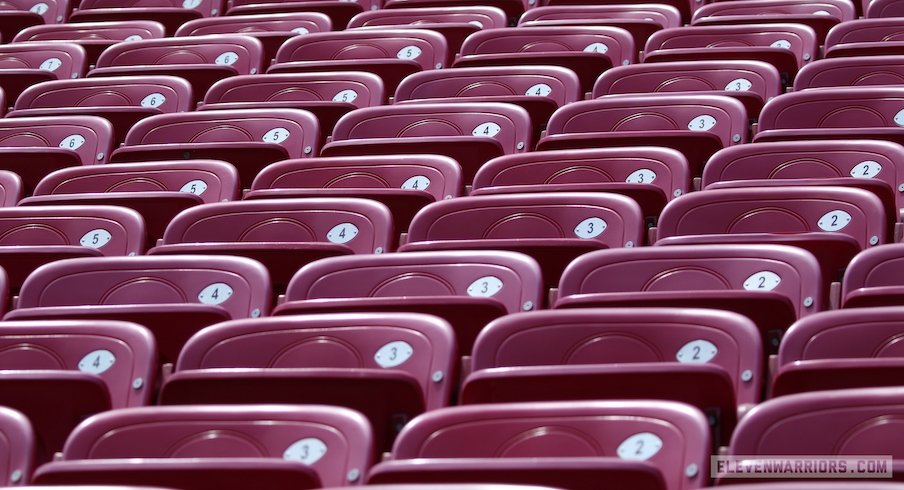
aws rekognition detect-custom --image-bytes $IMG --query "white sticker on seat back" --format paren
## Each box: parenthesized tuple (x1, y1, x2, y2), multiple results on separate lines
(617, 433, 663, 461)
(140, 93, 166, 108)
(676, 339, 718, 363)
(198, 283, 233, 305)
(574, 217, 607, 238)
(327, 223, 358, 244)
(60, 134, 86, 150)
(467, 276, 503, 297)
(851, 161, 881, 178)
(374, 341, 414, 368)
(744, 271, 781, 291)
(284, 438, 327, 465)
(688, 115, 717, 131)
(180, 180, 208, 196)
(40, 57, 62, 72)
(80, 229, 112, 249)
(472, 122, 501, 137)
(78, 349, 116, 374)
(817, 210, 851, 232)
(725, 78, 752, 91)
(397, 45, 422, 60)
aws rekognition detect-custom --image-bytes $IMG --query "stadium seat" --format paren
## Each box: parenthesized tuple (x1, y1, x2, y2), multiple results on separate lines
(175, 13, 333, 65)
(0, 0, 69, 44)
(148, 198, 395, 292)
(394, 65, 581, 142)
(464, 307, 763, 444)
(774, 307, 904, 396)
(554, 244, 824, 353)
(690, 0, 855, 44)
(201, 72, 385, 139)
(0, 407, 34, 485)
(268, 29, 448, 93)
(868, 0, 904, 17)
(453, 26, 635, 93)
(161, 312, 456, 452)
(795, 56, 904, 89)
(0, 320, 155, 462)
(0, 171, 23, 207)
(21, 160, 240, 249)
(273, 250, 544, 356)
(347, 7, 507, 54)
(225, 0, 361, 33)
(592, 60, 782, 118)
(68, 0, 225, 35)
(13, 21, 165, 67)
(518, 4, 680, 50)
(90, 36, 265, 104)
(841, 243, 904, 308)
(399, 192, 645, 287)
(110, 109, 320, 188)
(643, 24, 818, 85)
(0, 42, 87, 104)
(322, 102, 531, 184)
(382, 0, 527, 25)
(367, 401, 711, 490)
(538, 94, 747, 177)
(33, 405, 373, 489)
(0, 205, 145, 291)
(470, 147, 690, 220)
(5, 255, 272, 365)
(9, 76, 193, 146)
(823, 18, 904, 57)
(246, 155, 463, 231)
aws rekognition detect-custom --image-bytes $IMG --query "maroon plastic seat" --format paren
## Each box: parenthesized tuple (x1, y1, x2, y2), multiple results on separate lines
(538, 94, 747, 177)
(555, 245, 824, 353)
(347, 7, 506, 54)
(12, 21, 166, 67)
(690, 0, 854, 44)
(33, 405, 373, 490)
(4, 255, 272, 365)
(269, 29, 448, 94)
(0, 205, 145, 291)
(367, 401, 711, 490)
(868, 0, 904, 17)
(453, 26, 634, 94)
(148, 198, 394, 293)
(110, 109, 320, 189)
(643, 24, 818, 84)
(518, 5, 679, 50)
(394, 66, 581, 142)
(161, 312, 455, 452)
(795, 56, 904, 89)
(273, 251, 543, 356)
(323, 102, 531, 184)
(90, 36, 265, 104)
(382, 0, 527, 25)
(470, 147, 689, 220)
(323, 486, 572, 490)
(9, 76, 193, 146)
(0, 42, 87, 104)
(0, 115, 112, 194)
(175, 13, 333, 66)
(729, 388, 904, 471)
(774, 307, 904, 396)
(68, 0, 225, 35)
(399, 192, 644, 288)
(0, 407, 34, 485)
(593, 60, 782, 118)
(21, 160, 240, 249)
(201, 72, 385, 140)
(246, 155, 463, 231)
(821, 18, 904, 56)
(0, 0, 69, 46)
(841, 243, 904, 308)
(464, 307, 762, 444)
(0, 320, 155, 463)
(0, 171, 22, 207)
(225, 0, 361, 33)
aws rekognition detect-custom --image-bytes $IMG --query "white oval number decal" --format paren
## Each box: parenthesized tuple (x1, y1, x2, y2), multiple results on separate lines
(124, 34, 143, 42)
(180, 179, 208, 195)
(327, 223, 358, 244)
(689, 115, 717, 131)
(469, 20, 484, 28)
(263, 127, 290, 144)
(617, 433, 663, 461)
(60, 134, 86, 150)
(725, 78, 752, 91)
(401, 175, 430, 190)
(574, 217, 607, 239)
(397, 45, 422, 60)
(40, 57, 62, 72)
(283, 438, 327, 465)
(182, 0, 201, 8)
(332, 89, 358, 103)
(894, 108, 904, 127)
(525, 83, 552, 97)
(467, 275, 503, 298)
(80, 229, 112, 249)
(215, 51, 238, 66)
(198, 283, 233, 305)
(29, 2, 48, 14)
(140, 93, 166, 108)
(818, 210, 852, 232)
(676, 339, 718, 363)
(374, 341, 414, 368)
(744, 271, 781, 291)
(291, 27, 310, 35)
(625, 169, 657, 184)
(584, 42, 609, 53)
(852, 161, 882, 178)
(473, 122, 501, 137)
(78, 349, 116, 374)
(770, 39, 792, 49)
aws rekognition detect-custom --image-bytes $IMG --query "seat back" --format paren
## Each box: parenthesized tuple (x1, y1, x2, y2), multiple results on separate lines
(459, 25, 636, 66)
(759, 87, 904, 131)
(0, 170, 22, 206)
(274, 28, 449, 69)
(202, 72, 386, 110)
(795, 56, 904, 89)
(0, 205, 145, 255)
(692, 0, 855, 22)
(0, 407, 33, 486)
(0, 41, 87, 78)
(0, 320, 156, 407)
(95, 35, 265, 75)
(75, 0, 222, 18)
(520, 4, 681, 28)
(175, 12, 332, 36)
(13, 20, 165, 43)
(779, 307, 904, 365)
(390, 401, 711, 490)
(13, 76, 193, 113)
(16, 255, 272, 319)
(0, 115, 113, 165)
(825, 17, 904, 46)
(57, 405, 373, 487)
(0, 0, 69, 23)
(349, 6, 506, 28)
(842, 244, 904, 307)
(177, 312, 456, 409)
